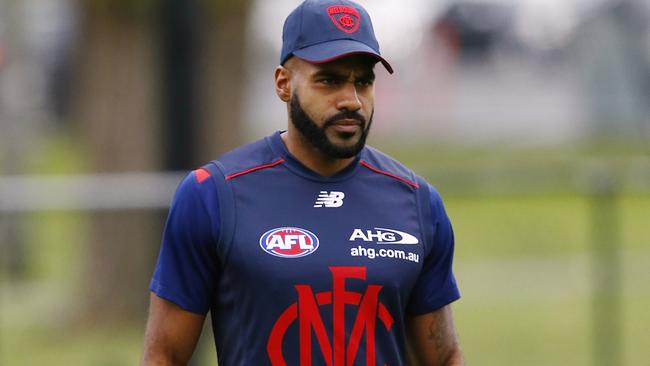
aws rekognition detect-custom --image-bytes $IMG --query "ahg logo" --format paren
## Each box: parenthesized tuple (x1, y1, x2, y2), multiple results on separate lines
(349, 228, 419, 245)
(266, 266, 394, 365)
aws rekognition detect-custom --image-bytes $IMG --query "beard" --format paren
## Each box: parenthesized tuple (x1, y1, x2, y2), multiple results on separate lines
(289, 94, 373, 159)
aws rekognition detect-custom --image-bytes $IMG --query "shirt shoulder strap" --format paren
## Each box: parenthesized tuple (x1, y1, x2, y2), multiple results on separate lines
(414, 176, 434, 256)
(201, 160, 236, 258)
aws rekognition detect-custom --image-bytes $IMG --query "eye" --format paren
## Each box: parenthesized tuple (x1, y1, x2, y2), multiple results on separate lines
(356, 78, 374, 87)
(319, 77, 340, 85)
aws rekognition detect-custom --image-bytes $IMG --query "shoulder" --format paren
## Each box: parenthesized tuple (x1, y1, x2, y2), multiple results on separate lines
(211, 135, 283, 180)
(359, 145, 422, 189)
(360, 146, 447, 215)
(425, 183, 444, 208)
(174, 170, 210, 203)
(172, 169, 219, 217)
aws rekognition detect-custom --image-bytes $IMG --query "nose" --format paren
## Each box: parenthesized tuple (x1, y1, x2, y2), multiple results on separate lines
(335, 82, 362, 112)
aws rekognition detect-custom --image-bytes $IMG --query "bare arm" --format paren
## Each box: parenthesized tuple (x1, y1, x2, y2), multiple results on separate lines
(406, 305, 464, 366)
(141, 293, 206, 366)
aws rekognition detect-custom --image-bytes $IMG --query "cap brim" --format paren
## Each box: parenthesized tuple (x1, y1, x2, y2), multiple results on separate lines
(292, 39, 393, 74)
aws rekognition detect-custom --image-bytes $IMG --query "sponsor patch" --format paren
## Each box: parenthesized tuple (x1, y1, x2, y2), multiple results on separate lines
(260, 227, 319, 258)
(349, 228, 419, 245)
(350, 245, 420, 263)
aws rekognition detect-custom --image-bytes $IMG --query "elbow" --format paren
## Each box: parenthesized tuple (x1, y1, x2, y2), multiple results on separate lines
(141, 350, 185, 366)
(442, 348, 464, 366)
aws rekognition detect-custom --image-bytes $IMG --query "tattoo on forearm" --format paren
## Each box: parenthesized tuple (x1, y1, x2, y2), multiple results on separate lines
(425, 311, 463, 365)
(427, 313, 447, 348)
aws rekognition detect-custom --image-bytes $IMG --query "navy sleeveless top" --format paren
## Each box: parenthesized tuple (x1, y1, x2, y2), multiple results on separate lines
(151, 131, 460, 365)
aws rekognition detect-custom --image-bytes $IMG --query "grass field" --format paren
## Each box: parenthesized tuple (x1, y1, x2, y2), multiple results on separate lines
(449, 194, 650, 366)
(1, 138, 649, 365)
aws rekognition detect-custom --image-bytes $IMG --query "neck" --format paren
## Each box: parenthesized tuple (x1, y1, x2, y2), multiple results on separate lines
(280, 130, 356, 177)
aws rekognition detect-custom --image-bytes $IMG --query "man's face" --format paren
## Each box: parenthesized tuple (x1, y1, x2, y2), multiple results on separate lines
(286, 55, 376, 159)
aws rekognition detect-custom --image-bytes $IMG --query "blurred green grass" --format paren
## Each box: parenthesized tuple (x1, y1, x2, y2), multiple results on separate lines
(447, 194, 650, 366)
(1, 137, 649, 365)
(4, 324, 143, 366)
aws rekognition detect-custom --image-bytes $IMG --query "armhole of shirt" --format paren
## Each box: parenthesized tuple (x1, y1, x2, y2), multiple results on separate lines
(202, 161, 237, 262)
(415, 176, 434, 257)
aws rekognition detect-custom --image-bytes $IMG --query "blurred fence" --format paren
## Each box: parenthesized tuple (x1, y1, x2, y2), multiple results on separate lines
(2, 160, 648, 210)
(0, 172, 182, 212)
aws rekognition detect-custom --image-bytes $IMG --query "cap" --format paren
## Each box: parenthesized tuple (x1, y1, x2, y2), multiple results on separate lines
(280, 0, 394, 74)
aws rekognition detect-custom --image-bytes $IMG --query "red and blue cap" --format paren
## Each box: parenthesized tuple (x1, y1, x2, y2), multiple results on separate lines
(280, 0, 394, 74)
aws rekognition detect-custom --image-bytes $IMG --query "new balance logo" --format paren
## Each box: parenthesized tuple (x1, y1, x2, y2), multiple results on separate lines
(313, 191, 345, 208)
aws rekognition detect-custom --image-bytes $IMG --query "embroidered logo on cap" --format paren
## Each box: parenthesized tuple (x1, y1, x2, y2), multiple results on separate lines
(327, 5, 361, 33)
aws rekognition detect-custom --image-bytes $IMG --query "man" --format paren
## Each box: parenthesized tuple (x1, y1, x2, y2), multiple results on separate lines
(142, 0, 463, 365)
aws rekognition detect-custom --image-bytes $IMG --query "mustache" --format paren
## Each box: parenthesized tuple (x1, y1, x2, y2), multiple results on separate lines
(323, 111, 366, 127)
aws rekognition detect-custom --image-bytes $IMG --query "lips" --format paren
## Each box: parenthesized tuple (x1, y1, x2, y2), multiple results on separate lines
(333, 118, 362, 126)
(330, 119, 362, 134)
(332, 124, 359, 133)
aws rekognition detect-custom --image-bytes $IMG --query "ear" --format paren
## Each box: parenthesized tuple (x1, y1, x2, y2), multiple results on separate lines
(275, 66, 292, 103)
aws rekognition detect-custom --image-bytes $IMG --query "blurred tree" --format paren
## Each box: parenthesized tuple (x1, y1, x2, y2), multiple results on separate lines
(198, 0, 252, 159)
(160, 0, 199, 170)
(71, 0, 161, 324)
(160, 0, 252, 169)
(71, 0, 251, 323)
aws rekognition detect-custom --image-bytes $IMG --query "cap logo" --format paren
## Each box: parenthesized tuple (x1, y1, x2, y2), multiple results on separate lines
(327, 5, 361, 34)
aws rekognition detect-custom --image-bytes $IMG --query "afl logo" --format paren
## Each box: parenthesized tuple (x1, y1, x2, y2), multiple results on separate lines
(260, 227, 319, 258)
